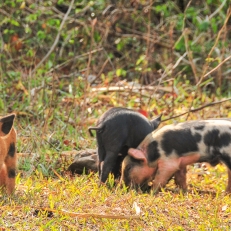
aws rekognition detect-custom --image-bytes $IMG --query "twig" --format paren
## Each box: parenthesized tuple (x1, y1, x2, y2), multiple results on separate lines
(181, 0, 199, 83)
(185, 5, 231, 120)
(162, 97, 231, 122)
(47, 47, 103, 74)
(144, 0, 153, 108)
(31, 0, 75, 75)
(201, 55, 231, 80)
(90, 58, 109, 85)
(207, 0, 227, 21)
(55, 209, 140, 219)
(184, 28, 199, 83)
(81, 18, 97, 126)
(0, 206, 140, 220)
(173, 33, 205, 70)
(91, 85, 172, 94)
(197, 5, 231, 86)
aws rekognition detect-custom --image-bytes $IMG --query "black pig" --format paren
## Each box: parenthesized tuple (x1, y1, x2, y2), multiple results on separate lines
(88, 107, 161, 184)
(121, 119, 231, 193)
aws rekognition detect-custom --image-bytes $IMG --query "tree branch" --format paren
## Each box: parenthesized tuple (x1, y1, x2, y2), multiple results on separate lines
(162, 97, 231, 122)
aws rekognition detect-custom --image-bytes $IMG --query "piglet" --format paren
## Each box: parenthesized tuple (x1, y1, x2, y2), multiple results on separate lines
(121, 119, 231, 193)
(0, 114, 17, 195)
(88, 107, 161, 184)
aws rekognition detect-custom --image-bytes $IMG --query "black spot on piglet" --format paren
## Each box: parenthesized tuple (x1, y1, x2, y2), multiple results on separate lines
(147, 141, 160, 162)
(8, 169, 16, 178)
(161, 129, 199, 156)
(194, 133, 202, 143)
(220, 133, 231, 146)
(8, 143, 15, 157)
(204, 129, 231, 147)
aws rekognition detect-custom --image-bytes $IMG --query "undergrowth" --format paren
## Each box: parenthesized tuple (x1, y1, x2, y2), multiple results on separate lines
(0, 84, 230, 230)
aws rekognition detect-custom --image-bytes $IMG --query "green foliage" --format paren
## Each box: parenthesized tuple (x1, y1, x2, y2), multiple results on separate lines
(0, 0, 229, 89)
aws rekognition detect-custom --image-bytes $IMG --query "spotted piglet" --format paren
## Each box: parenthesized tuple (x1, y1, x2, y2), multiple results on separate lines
(121, 119, 231, 193)
(0, 114, 17, 195)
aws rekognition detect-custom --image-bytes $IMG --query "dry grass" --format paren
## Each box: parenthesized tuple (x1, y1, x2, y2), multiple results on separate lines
(1, 164, 231, 230)
(1, 86, 231, 230)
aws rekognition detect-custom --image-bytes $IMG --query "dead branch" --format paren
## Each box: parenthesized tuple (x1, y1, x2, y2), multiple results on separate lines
(162, 97, 231, 122)
(0, 206, 140, 220)
(200, 55, 231, 80)
(91, 85, 172, 94)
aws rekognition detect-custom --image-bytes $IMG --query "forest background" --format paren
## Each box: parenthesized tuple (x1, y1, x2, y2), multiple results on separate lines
(1, 0, 231, 230)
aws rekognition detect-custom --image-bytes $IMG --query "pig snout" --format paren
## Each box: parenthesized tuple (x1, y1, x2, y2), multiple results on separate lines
(120, 154, 157, 189)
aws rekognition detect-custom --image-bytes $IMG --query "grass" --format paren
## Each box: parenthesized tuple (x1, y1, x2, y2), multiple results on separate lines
(1, 73, 231, 230)
(1, 164, 231, 230)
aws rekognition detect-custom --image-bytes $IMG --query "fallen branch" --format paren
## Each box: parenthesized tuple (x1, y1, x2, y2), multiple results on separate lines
(162, 97, 231, 122)
(52, 208, 140, 219)
(0, 206, 140, 220)
(91, 85, 172, 94)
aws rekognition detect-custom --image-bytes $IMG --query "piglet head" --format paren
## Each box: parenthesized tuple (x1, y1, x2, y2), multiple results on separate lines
(120, 147, 156, 190)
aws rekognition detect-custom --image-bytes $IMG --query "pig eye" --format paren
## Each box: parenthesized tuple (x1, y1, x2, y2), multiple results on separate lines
(126, 165, 131, 171)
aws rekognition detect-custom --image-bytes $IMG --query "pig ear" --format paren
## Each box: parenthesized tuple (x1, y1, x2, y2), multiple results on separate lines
(128, 148, 147, 163)
(150, 114, 162, 129)
(0, 114, 15, 136)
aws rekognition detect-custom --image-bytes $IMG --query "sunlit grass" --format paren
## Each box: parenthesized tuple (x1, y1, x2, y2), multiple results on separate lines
(2, 55, 231, 229)
(1, 164, 231, 230)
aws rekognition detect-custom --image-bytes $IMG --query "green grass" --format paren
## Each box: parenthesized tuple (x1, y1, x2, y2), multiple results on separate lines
(1, 60, 231, 230)
(1, 164, 231, 230)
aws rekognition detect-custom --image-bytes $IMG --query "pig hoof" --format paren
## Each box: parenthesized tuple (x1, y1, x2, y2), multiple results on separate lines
(225, 189, 231, 195)
(99, 181, 108, 187)
(150, 188, 160, 195)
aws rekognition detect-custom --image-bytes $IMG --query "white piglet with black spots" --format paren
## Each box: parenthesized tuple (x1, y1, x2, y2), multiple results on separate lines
(121, 120, 231, 193)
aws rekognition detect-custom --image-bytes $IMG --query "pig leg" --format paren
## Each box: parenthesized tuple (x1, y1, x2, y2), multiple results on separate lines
(152, 154, 200, 192)
(219, 153, 231, 193)
(3, 149, 17, 195)
(0, 164, 7, 188)
(151, 159, 179, 192)
(111, 155, 125, 179)
(0, 159, 16, 195)
(100, 150, 119, 183)
(97, 146, 106, 178)
(226, 168, 231, 193)
(174, 166, 187, 191)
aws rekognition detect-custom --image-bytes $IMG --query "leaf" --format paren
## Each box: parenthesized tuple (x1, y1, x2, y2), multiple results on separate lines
(132, 202, 141, 215)
(136, 55, 146, 65)
(20, 1, 26, 9)
(138, 109, 148, 117)
(9, 19, 20, 26)
(15, 81, 28, 95)
(116, 69, 126, 77)
(0, 98, 4, 110)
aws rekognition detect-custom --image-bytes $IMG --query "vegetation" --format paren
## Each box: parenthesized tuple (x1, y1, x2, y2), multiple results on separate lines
(0, 0, 231, 229)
